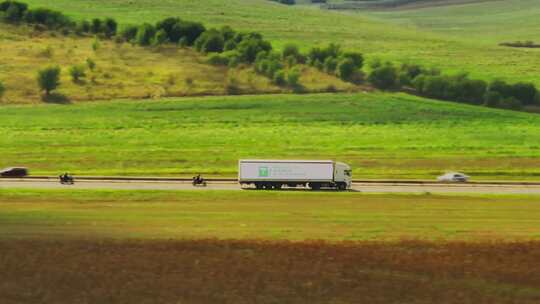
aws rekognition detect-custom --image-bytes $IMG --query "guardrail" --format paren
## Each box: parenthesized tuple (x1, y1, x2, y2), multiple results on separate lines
(6, 176, 540, 186)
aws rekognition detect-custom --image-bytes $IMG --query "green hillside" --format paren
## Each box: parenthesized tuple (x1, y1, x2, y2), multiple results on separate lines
(20, 0, 540, 85)
(371, 0, 540, 42)
(1, 93, 539, 179)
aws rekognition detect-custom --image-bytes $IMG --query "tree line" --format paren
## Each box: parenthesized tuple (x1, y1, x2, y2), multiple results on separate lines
(367, 61, 539, 110)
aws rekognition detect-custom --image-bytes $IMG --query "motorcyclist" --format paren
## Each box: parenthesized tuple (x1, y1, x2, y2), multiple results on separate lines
(193, 174, 203, 185)
(59, 172, 72, 183)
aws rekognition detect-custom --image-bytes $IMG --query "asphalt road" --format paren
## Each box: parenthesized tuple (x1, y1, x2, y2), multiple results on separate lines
(2, 179, 540, 195)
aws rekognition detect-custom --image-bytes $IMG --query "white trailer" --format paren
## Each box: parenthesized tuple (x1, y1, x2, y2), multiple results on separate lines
(238, 159, 352, 190)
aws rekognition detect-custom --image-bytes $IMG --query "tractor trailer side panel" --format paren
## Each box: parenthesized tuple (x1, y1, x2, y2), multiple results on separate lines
(239, 160, 334, 182)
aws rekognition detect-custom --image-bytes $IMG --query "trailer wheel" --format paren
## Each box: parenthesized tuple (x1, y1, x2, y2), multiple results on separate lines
(274, 183, 282, 190)
(255, 183, 263, 190)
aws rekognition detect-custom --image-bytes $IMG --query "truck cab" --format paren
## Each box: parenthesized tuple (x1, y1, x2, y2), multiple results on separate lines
(334, 162, 352, 190)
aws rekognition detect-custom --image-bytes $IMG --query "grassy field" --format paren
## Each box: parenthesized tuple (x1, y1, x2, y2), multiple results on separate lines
(1, 92, 540, 179)
(0, 24, 352, 104)
(370, 0, 540, 42)
(2, 188, 540, 303)
(2, 238, 540, 303)
(17, 0, 540, 86)
(1, 189, 539, 240)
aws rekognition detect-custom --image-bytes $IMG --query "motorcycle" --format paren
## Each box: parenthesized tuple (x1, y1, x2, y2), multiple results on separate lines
(59, 175, 75, 185)
(192, 176, 207, 187)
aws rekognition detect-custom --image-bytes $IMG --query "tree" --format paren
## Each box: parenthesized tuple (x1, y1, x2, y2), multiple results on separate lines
(103, 18, 118, 37)
(337, 58, 356, 82)
(1, 1, 27, 23)
(511, 82, 538, 105)
(179, 21, 206, 45)
(90, 18, 102, 34)
(76, 20, 91, 34)
(136, 23, 156, 46)
(121, 25, 139, 42)
(484, 90, 502, 107)
(155, 17, 181, 42)
(195, 30, 224, 53)
(282, 43, 300, 60)
(37, 66, 61, 95)
(236, 36, 272, 63)
(342, 52, 363, 69)
(324, 57, 338, 74)
(368, 63, 400, 90)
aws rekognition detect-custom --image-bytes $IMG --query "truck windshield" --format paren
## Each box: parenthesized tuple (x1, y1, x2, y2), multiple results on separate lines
(344, 170, 352, 176)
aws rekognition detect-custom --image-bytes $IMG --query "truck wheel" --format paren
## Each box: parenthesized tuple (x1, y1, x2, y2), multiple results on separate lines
(337, 183, 346, 191)
(310, 183, 321, 191)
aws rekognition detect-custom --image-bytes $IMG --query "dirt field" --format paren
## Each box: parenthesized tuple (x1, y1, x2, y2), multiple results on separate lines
(1, 239, 540, 304)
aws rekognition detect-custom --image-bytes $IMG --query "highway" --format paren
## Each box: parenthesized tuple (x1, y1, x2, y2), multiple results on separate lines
(2, 178, 540, 195)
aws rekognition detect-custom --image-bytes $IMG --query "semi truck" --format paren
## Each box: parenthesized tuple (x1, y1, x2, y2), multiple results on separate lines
(238, 160, 352, 190)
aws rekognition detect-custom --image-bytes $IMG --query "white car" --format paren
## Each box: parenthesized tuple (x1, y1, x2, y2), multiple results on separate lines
(437, 172, 470, 183)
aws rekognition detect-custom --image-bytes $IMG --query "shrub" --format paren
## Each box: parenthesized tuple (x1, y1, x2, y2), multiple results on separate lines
(488, 80, 513, 98)
(207, 53, 229, 66)
(368, 63, 400, 90)
(282, 43, 300, 60)
(337, 58, 356, 81)
(323, 57, 338, 74)
(76, 20, 91, 34)
(224, 40, 237, 51)
(220, 25, 236, 42)
(454, 78, 487, 104)
(422, 75, 449, 99)
(86, 58, 96, 71)
(92, 37, 100, 51)
(341, 52, 363, 69)
(273, 70, 286, 86)
(484, 90, 502, 107)
(178, 21, 206, 45)
(37, 66, 61, 95)
(399, 63, 424, 86)
(155, 17, 182, 42)
(103, 18, 118, 37)
(225, 76, 241, 95)
(4, 1, 27, 23)
(511, 82, 538, 105)
(136, 23, 156, 46)
(236, 35, 272, 63)
(308, 43, 341, 66)
(153, 29, 168, 45)
(287, 68, 301, 88)
(121, 25, 139, 42)
(499, 97, 523, 110)
(69, 65, 86, 83)
(24, 8, 72, 29)
(0, 80, 5, 99)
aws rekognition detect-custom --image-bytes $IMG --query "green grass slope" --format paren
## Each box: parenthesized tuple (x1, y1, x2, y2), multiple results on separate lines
(2, 190, 539, 240)
(20, 0, 540, 85)
(370, 0, 540, 42)
(1, 93, 539, 179)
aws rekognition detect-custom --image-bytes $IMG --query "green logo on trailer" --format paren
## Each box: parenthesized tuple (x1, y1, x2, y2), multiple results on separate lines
(259, 167, 269, 177)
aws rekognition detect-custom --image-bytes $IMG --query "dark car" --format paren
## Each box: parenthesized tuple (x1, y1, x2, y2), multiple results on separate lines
(0, 167, 29, 177)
